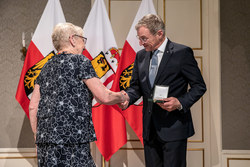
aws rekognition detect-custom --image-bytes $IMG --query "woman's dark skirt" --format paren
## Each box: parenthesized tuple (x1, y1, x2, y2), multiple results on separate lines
(37, 143, 96, 167)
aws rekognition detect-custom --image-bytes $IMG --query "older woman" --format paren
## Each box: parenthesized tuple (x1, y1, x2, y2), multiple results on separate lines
(29, 22, 124, 167)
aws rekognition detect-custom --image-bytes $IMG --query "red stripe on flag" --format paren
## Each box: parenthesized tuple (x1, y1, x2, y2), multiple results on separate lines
(103, 74, 115, 86)
(117, 41, 136, 75)
(121, 105, 143, 144)
(82, 49, 93, 60)
(15, 41, 44, 118)
(92, 104, 127, 161)
(111, 41, 136, 92)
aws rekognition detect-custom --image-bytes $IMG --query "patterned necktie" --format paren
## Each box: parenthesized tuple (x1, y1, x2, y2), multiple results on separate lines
(149, 49, 159, 87)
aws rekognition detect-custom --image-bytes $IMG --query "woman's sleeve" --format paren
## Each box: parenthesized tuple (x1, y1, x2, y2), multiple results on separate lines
(77, 55, 98, 80)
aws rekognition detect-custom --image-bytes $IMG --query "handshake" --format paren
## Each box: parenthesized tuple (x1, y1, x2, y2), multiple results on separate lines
(118, 90, 130, 110)
(116, 90, 183, 112)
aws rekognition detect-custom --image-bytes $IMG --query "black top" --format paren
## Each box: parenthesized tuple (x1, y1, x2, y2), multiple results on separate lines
(35, 53, 98, 144)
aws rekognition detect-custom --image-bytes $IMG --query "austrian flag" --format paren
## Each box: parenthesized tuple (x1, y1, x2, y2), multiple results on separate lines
(82, 0, 127, 161)
(15, 0, 66, 118)
(111, 0, 157, 144)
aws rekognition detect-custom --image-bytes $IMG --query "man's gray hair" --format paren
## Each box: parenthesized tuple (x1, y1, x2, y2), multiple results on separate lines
(135, 14, 165, 36)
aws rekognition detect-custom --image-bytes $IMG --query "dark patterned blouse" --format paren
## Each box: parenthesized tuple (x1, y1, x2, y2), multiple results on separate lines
(35, 53, 97, 144)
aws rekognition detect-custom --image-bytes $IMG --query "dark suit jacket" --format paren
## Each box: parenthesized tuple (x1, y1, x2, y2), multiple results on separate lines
(126, 39, 206, 142)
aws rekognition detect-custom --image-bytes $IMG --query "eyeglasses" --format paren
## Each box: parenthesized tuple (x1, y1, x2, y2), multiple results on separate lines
(73, 34, 87, 44)
(136, 35, 149, 43)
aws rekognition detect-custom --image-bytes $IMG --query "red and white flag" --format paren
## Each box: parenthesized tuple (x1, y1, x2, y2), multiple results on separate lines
(82, 0, 127, 161)
(111, 0, 156, 144)
(16, 0, 66, 118)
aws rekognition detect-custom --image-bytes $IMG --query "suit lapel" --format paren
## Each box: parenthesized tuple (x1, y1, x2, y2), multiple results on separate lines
(154, 40, 174, 85)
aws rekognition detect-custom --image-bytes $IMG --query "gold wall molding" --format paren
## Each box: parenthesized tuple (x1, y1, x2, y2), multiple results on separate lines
(0, 156, 36, 159)
(188, 56, 204, 143)
(109, 0, 203, 50)
(104, 148, 205, 167)
(188, 148, 204, 167)
(164, 0, 203, 50)
(222, 150, 250, 167)
(227, 158, 250, 167)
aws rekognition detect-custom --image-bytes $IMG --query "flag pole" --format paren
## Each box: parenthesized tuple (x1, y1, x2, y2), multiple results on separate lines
(102, 156, 105, 167)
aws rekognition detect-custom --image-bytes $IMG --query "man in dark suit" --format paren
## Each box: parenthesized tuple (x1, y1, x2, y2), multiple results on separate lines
(120, 14, 206, 167)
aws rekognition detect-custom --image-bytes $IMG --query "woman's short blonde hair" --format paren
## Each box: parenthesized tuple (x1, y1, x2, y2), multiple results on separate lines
(52, 22, 83, 51)
(135, 14, 165, 36)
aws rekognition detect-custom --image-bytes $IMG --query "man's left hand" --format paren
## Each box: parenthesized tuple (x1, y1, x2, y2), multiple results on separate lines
(157, 97, 182, 112)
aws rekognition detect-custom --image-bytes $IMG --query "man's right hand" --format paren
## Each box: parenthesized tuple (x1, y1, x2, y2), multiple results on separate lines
(117, 90, 129, 110)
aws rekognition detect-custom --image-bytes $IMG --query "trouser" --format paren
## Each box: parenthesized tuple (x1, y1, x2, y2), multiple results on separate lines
(144, 134, 187, 167)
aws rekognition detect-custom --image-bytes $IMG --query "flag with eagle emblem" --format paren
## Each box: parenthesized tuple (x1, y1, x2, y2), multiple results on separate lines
(82, 0, 127, 161)
(111, 0, 157, 144)
(15, 0, 66, 118)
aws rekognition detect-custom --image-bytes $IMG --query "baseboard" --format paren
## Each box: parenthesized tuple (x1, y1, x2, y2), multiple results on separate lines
(0, 148, 37, 167)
